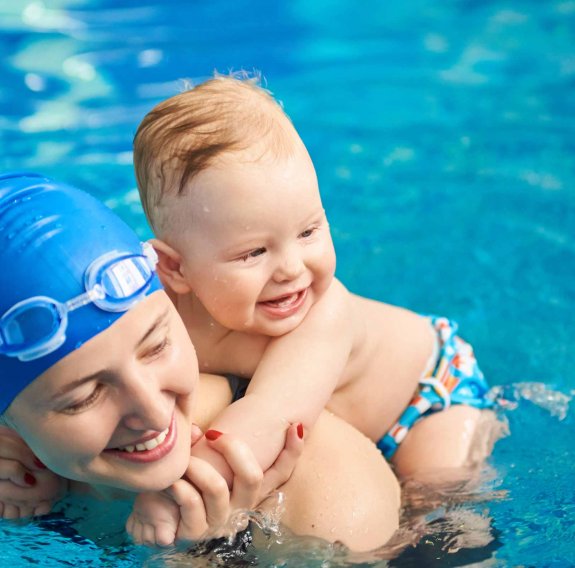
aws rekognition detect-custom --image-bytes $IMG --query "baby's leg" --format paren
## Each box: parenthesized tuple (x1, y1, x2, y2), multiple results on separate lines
(391, 406, 506, 483)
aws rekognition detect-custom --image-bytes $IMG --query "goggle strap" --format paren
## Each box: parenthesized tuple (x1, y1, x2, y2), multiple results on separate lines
(65, 285, 105, 312)
(142, 242, 158, 269)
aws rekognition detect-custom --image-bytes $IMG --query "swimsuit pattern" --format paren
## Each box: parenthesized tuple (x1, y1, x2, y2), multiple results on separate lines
(377, 316, 493, 459)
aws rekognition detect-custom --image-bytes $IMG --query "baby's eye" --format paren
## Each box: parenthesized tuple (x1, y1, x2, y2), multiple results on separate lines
(299, 227, 317, 239)
(238, 248, 266, 262)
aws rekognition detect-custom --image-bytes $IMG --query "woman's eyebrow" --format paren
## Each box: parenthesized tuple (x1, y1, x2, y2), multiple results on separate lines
(136, 308, 170, 347)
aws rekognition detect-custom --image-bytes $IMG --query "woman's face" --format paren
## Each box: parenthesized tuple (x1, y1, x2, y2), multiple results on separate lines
(6, 291, 198, 492)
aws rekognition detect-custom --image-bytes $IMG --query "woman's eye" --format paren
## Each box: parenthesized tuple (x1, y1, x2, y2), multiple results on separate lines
(63, 384, 104, 414)
(238, 248, 266, 262)
(146, 337, 170, 359)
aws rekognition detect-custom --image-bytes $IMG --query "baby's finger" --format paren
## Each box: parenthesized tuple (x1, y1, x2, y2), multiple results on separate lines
(131, 521, 146, 545)
(261, 423, 304, 496)
(126, 515, 150, 546)
(154, 522, 177, 547)
(125, 514, 134, 537)
(142, 523, 158, 547)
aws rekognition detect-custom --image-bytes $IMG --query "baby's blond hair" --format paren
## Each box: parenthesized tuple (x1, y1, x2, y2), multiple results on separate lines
(133, 74, 296, 233)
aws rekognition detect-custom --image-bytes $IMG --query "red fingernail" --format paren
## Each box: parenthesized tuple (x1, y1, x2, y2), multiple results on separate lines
(297, 423, 304, 439)
(34, 458, 47, 469)
(205, 429, 223, 441)
(24, 473, 36, 486)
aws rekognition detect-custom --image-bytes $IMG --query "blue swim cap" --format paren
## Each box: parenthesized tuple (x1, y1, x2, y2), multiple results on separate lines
(0, 173, 162, 413)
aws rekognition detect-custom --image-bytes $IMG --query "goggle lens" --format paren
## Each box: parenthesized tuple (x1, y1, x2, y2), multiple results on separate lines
(3, 302, 60, 348)
(95, 256, 154, 310)
(0, 244, 157, 361)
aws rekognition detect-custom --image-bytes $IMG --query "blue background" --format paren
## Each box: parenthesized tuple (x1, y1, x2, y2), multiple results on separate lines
(0, 1, 573, 566)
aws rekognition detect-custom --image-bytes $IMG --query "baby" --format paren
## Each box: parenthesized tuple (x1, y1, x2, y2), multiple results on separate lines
(132, 74, 501, 484)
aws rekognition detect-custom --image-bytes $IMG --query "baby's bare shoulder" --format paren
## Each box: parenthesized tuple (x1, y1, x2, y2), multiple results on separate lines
(305, 278, 355, 328)
(349, 293, 432, 344)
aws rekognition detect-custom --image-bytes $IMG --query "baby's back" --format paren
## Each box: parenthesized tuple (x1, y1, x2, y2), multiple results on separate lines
(326, 294, 436, 443)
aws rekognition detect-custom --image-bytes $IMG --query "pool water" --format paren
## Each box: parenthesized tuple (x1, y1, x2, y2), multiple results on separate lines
(1, 0, 574, 565)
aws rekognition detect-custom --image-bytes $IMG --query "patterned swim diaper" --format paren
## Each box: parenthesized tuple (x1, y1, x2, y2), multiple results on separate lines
(377, 316, 493, 459)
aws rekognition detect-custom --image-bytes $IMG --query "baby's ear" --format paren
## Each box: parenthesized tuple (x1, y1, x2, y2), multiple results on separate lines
(149, 238, 192, 294)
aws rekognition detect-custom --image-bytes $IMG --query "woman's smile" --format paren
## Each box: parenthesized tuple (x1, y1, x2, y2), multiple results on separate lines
(106, 413, 177, 463)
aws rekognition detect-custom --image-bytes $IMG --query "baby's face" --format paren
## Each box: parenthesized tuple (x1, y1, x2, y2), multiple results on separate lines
(7, 291, 199, 492)
(172, 140, 337, 337)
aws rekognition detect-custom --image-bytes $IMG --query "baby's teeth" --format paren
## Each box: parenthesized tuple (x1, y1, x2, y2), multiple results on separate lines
(271, 293, 297, 307)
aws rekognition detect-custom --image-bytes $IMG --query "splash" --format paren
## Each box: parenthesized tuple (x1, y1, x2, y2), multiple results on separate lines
(491, 381, 571, 420)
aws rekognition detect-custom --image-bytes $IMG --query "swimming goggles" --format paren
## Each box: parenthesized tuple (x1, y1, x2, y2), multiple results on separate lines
(0, 242, 158, 362)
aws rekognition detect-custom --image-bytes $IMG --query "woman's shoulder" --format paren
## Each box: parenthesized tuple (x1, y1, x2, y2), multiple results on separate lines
(196, 373, 236, 428)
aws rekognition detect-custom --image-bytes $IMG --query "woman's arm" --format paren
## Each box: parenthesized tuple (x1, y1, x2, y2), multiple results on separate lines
(275, 410, 400, 552)
(0, 426, 68, 518)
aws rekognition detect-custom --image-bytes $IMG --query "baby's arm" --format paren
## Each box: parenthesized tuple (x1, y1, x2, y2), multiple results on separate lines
(191, 280, 354, 482)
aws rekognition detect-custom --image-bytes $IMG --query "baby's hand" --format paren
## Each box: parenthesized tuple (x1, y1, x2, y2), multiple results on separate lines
(126, 423, 304, 547)
(126, 491, 180, 547)
(171, 422, 305, 543)
(0, 426, 67, 518)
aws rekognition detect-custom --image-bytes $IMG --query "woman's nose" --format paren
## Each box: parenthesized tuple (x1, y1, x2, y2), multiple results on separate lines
(120, 372, 173, 432)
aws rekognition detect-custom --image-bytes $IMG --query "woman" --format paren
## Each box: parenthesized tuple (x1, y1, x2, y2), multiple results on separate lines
(0, 173, 400, 552)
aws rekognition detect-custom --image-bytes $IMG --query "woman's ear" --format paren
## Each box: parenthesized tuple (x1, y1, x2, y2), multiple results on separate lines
(149, 238, 192, 294)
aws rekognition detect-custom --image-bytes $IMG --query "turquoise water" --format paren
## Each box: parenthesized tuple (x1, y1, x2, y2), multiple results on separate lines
(1, 1, 574, 565)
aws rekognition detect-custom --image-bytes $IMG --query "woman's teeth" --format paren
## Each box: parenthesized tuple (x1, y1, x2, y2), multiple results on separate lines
(118, 428, 168, 453)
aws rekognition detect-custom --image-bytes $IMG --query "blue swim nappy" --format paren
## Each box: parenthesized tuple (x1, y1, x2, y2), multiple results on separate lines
(377, 316, 493, 459)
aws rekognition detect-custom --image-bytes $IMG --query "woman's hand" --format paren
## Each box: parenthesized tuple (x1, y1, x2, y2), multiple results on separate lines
(0, 426, 68, 518)
(126, 422, 304, 546)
